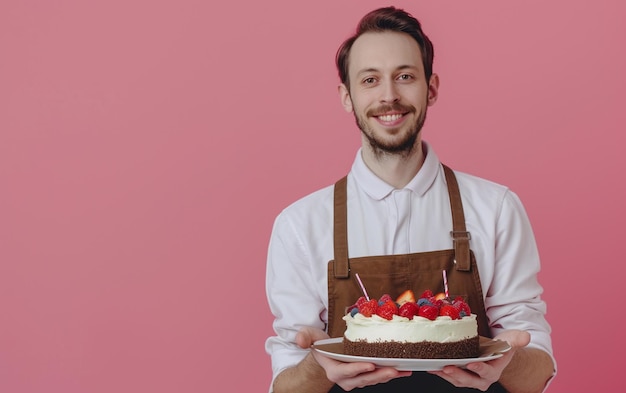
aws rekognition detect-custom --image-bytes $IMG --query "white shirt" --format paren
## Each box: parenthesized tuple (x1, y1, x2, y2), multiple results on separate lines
(265, 142, 554, 384)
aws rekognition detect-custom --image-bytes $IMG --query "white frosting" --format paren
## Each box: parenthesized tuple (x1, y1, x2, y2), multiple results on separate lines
(343, 313, 478, 343)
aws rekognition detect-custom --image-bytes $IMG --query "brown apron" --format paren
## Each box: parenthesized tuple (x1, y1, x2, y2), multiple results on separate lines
(326, 165, 506, 392)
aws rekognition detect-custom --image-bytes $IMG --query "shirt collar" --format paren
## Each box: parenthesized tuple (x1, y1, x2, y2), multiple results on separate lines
(351, 141, 441, 200)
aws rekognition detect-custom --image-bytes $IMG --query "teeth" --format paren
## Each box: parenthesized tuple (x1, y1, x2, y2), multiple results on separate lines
(378, 114, 402, 122)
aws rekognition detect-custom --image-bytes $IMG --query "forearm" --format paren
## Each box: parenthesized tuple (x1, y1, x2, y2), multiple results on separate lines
(273, 352, 335, 393)
(499, 347, 554, 393)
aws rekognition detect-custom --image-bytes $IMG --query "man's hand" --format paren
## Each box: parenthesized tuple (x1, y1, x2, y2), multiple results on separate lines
(428, 330, 531, 392)
(296, 327, 412, 391)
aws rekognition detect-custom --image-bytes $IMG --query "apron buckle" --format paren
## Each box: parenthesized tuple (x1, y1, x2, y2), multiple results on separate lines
(450, 231, 471, 271)
(450, 231, 471, 240)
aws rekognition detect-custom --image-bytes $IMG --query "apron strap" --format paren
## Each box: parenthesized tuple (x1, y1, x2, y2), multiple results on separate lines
(332, 166, 471, 275)
(333, 176, 350, 278)
(443, 165, 471, 272)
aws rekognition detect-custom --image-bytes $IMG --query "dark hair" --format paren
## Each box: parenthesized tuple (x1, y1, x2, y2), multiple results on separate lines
(335, 6, 434, 90)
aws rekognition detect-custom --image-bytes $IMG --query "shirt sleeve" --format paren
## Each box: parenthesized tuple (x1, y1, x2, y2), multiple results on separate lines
(264, 210, 328, 385)
(485, 189, 557, 380)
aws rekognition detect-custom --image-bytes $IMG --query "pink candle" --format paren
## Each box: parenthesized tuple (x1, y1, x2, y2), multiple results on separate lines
(355, 273, 370, 301)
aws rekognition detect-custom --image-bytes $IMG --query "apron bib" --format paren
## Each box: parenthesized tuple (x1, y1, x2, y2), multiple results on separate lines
(326, 165, 506, 392)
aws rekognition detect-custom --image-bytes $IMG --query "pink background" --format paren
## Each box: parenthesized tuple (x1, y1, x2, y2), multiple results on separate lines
(1, 0, 624, 391)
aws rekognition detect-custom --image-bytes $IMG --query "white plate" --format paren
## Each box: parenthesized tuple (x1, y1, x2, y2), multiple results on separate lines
(312, 337, 511, 371)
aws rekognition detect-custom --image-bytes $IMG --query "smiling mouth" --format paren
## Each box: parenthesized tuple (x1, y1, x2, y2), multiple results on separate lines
(376, 113, 404, 122)
(368, 103, 415, 123)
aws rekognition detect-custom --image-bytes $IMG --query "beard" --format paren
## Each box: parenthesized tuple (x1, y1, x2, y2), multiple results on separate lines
(354, 102, 427, 159)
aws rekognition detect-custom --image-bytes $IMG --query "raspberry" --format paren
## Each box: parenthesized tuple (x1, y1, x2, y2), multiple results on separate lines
(398, 302, 419, 319)
(376, 301, 398, 320)
(429, 297, 444, 308)
(453, 299, 471, 317)
(439, 304, 461, 320)
(347, 296, 368, 313)
(358, 299, 379, 317)
(379, 294, 393, 304)
(420, 290, 434, 299)
(418, 305, 439, 320)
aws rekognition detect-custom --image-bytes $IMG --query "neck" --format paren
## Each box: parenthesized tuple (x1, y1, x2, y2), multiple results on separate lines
(361, 139, 425, 188)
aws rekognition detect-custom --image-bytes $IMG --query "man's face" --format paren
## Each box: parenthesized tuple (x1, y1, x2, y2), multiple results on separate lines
(339, 31, 438, 157)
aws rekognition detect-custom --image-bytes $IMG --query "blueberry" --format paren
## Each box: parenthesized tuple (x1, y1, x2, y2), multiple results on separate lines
(417, 298, 433, 307)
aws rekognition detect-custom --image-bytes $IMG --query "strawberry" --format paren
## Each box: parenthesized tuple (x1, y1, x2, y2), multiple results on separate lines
(396, 290, 416, 305)
(418, 305, 439, 321)
(376, 301, 399, 320)
(358, 299, 379, 317)
(434, 292, 446, 301)
(398, 302, 419, 319)
(439, 304, 461, 320)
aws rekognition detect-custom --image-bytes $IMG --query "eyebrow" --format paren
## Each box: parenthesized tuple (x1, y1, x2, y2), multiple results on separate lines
(355, 65, 419, 77)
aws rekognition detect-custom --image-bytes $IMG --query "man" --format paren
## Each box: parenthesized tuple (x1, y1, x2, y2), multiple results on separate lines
(265, 6, 555, 393)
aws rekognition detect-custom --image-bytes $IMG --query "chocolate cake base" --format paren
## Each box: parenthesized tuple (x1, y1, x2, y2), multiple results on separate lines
(343, 336, 479, 359)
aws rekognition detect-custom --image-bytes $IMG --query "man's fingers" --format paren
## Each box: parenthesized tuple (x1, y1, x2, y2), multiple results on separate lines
(329, 365, 411, 391)
(295, 327, 330, 349)
(430, 366, 495, 392)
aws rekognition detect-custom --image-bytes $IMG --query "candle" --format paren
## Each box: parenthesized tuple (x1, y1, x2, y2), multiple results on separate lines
(355, 273, 370, 301)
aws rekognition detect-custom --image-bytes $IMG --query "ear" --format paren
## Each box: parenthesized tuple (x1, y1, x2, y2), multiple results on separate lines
(427, 73, 440, 106)
(338, 83, 353, 113)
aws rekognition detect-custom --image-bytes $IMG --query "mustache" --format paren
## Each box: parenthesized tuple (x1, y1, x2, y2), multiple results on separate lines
(367, 103, 416, 117)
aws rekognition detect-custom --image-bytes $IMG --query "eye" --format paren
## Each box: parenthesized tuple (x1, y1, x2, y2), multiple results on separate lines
(362, 77, 377, 85)
(397, 74, 413, 81)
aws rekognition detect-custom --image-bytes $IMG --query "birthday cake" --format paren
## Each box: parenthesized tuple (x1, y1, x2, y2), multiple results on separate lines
(342, 290, 479, 359)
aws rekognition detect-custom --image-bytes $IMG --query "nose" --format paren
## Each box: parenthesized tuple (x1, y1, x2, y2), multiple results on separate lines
(380, 79, 399, 103)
